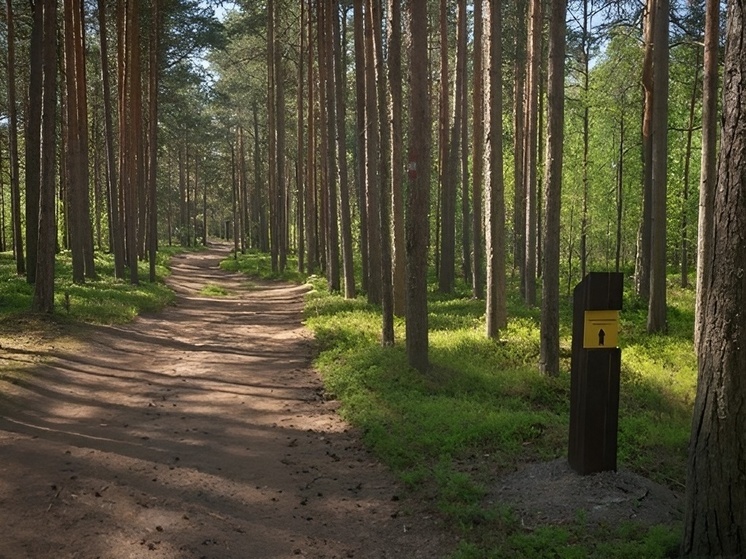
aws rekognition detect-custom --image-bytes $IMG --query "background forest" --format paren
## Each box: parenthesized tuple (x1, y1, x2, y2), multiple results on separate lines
(1, 0, 741, 557)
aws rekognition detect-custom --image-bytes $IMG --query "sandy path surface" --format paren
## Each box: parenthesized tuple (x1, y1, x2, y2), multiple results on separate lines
(0, 245, 450, 558)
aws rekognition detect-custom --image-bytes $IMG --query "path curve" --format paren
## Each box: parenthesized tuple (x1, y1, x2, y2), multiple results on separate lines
(0, 245, 450, 558)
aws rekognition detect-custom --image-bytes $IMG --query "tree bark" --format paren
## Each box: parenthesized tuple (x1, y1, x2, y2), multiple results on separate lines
(148, 0, 161, 282)
(364, 0, 382, 305)
(6, 0, 25, 276)
(694, 0, 719, 352)
(333, 0, 355, 298)
(97, 0, 125, 278)
(32, 0, 58, 313)
(485, 0, 506, 337)
(637, 0, 655, 302)
(539, 0, 567, 377)
(471, 0, 485, 300)
(683, 3, 746, 554)
(512, 0, 527, 291)
(406, 0, 431, 373)
(25, 1, 44, 285)
(647, 0, 669, 333)
(388, 0, 406, 315)
(352, 0, 368, 293)
(523, 0, 543, 305)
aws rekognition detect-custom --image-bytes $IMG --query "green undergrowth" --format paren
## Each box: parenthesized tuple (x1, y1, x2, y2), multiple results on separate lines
(0, 246, 183, 324)
(303, 273, 693, 558)
(218, 250, 691, 557)
(219, 248, 306, 284)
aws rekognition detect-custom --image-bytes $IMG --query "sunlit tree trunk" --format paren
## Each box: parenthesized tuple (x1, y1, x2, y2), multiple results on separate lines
(6, 0, 24, 276)
(647, 0, 669, 333)
(25, 1, 44, 285)
(471, 0, 485, 300)
(364, 0, 382, 304)
(352, 0, 368, 293)
(637, 0, 654, 302)
(539, 0, 567, 377)
(333, 0, 355, 298)
(97, 0, 125, 278)
(523, 0, 542, 305)
(513, 0, 527, 291)
(694, 0, 719, 352)
(148, 0, 161, 281)
(683, 3, 746, 553)
(388, 0, 406, 315)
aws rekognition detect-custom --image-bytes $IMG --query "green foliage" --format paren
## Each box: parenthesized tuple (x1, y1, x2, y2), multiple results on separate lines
(301, 273, 694, 558)
(0, 249, 177, 324)
(219, 249, 307, 284)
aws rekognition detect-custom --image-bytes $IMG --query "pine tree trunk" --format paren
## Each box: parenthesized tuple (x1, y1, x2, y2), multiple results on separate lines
(32, 0, 58, 313)
(523, 0, 542, 305)
(647, 0, 669, 333)
(406, 0, 430, 373)
(694, 0, 719, 352)
(513, 0, 527, 291)
(539, 0, 567, 377)
(332, 1, 354, 297)
(148, 0, 160, 281)
(25, 1, 44, 285)
(352, 0, 368, 293)
(388, 0, 406, 315)
(471, 0, 485, 300)
(364, 0, 382, 304)
(683, 4, 746, 553)
(485, 0, 506, 338)
(6, 0, 25, 276)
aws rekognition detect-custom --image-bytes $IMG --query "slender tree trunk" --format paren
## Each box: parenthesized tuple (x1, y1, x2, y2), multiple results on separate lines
(364, 0, 382, 304)
(333, 0, 354, 297)
(25, 1, 44, 285)
(457, 0, 470, 286)
(306, 10, 318, 274)
(32, 0, 58, 313)
(6, 0, 25, 276)
(680, 48, 700, 289)
(471, 0, 485, 300)
(148, 0, 161, 281)
(297, 1, 306, 274)
(437, 0, 455, 294)
(524, 0, 542, 305)
(353, 0, 368, 293)
(406, 0, 431, 373)
(321, 0, 340, 291)
(579, 0, 592, 279)
(637, 0, 655, 302)
(647, 0, 669, 333)
(275, 16, 287, 272)
(268, 0, 278, 271)
(694, 0, 719, 352)
(485, 0, 506, 337)
(388, 0, 406, 314)
(513, 0, 527, 290)
(539, 0, 567, 377)
(683, 3, 746, 553)
(615, 115, 625, 273)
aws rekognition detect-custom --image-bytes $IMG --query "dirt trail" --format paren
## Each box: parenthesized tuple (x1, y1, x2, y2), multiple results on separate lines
(0, 245, 450, 559)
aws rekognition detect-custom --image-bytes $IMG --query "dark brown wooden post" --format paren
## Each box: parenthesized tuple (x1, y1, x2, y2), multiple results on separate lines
(569, 272, 623, 475)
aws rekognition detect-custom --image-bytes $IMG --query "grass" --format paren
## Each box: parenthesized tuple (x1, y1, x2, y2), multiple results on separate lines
(224, 252, 693, 557)
(0, 247, 182, 324)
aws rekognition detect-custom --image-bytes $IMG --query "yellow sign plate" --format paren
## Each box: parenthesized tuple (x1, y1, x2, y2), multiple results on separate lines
(583, 310, 620, 349)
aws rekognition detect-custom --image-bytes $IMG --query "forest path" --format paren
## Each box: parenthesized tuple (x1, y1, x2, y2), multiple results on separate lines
(0, 244, 449, 559)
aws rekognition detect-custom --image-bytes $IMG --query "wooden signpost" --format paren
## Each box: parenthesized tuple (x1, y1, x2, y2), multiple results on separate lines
(568, 272, 623, 475)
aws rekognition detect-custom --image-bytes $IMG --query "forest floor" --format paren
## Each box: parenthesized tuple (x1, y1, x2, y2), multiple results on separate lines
(0, 244, 452, 559)
(0, 244, 685, 559)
